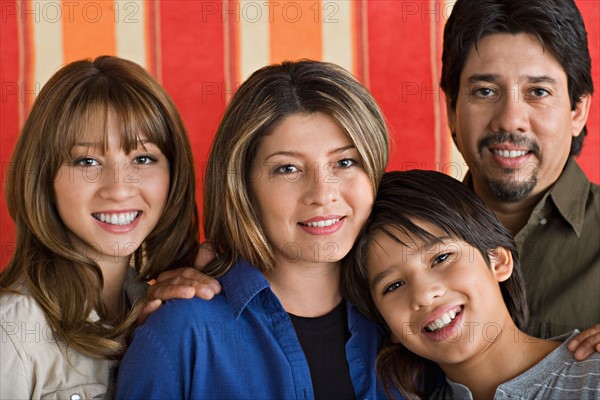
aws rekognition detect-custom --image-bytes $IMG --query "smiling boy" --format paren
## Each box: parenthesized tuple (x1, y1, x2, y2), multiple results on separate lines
(344, 170, 600, 399)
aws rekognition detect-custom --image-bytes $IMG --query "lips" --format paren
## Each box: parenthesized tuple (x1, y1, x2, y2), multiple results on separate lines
(298, 215, 345, 235)
(424, 306, 463, 332)
(478, 132, 541, 162)
(299, 218, 341, 228)
(421, 306, 464, 343)
(92, 211, 140, 226)
(491, 149, 529, 158)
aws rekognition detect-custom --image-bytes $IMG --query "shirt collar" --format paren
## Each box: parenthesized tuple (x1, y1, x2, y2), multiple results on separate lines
(463, 158, 590, 237)
(546, 157, 590, 237)
(219, 258, 271, 319)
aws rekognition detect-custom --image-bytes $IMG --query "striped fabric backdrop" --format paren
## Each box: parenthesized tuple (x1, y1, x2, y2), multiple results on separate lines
(1, 1, 598, 268)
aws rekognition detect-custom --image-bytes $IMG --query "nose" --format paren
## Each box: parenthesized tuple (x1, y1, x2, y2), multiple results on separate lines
(489, 89, 531, 134)
(98, 161, 137, 202)
(301, 162, 339, 206)
(409, 274, 445, 311)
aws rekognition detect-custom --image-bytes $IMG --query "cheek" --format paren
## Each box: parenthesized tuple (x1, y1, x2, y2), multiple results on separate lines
(346, 175, 374, 218)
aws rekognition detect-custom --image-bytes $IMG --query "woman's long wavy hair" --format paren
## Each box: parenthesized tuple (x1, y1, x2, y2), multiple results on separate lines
(343, 170, 529, 399)
(203, 60, 389, 276)
(0, 56, 199, 358)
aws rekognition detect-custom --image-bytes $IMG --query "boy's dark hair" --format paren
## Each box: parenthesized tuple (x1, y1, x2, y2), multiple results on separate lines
(343, 170, 529, 398)
(440, 0, 593, 155)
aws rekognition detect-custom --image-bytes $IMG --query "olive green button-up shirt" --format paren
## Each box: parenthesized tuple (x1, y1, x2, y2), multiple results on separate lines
(466, 158, 600, 339)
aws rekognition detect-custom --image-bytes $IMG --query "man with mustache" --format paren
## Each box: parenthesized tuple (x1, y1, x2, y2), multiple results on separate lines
(441, 0, 599, 349)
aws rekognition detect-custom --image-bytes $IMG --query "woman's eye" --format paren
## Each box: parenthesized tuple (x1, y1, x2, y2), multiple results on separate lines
(274, 164, 299, 174)
(74, 157, 99, 167)
(133, 154, 157, 165)
(337, 158, 357, 169)
(433, 253, 451, 266)
(384, 280, 405, 294)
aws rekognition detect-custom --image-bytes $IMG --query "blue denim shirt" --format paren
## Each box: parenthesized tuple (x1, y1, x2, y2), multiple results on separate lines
(115, 259, 386, 399)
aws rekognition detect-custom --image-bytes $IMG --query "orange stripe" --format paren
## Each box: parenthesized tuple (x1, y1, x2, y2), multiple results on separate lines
(145, 1, 159, 79)
(351, 0, 365, 84)
(62, 0, 116, 63)
(269, 0, 322, 63)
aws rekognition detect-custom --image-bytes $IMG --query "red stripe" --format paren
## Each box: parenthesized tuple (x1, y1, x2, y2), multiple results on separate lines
(0, 0, 20, 269)
(576, 0, 599, 183)
(367, 1, 437, 173)
(159, 1, 227, 237)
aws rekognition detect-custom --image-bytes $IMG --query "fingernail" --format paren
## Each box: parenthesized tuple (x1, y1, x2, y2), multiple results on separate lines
(199, 287, 214, 299)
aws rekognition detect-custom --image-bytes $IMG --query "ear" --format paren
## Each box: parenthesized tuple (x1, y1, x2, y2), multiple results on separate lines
(571, 94, 592, 138)
(488, 247, 513, 283)
(446, 101, 457, 136)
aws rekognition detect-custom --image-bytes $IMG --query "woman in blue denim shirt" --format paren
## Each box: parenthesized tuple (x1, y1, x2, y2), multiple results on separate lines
(116, 59, 390, 400)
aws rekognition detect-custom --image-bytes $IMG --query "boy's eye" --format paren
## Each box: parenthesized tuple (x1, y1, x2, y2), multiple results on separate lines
(384, 280, 405, 294)
(433, 253, 450, 266)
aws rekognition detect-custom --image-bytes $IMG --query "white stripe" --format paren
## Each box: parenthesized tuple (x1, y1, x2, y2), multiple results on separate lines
(322, 1, 353, 73)
(551, 371, 600, 378)
(240, 2, 270, 81)
(115, 0, 147, 68)
(533, 383, 600, 391)
(32, 0, 64, 96)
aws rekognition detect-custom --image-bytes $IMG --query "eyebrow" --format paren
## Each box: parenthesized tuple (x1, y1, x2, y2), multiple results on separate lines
(370, 268, 396, 290)
(368, 235, 452, 289)
(467, 74, 558, 85)
(264, 145, 356, 162)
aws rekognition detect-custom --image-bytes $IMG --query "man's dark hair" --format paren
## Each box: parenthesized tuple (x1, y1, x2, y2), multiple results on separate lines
(441, 0, 593, 155)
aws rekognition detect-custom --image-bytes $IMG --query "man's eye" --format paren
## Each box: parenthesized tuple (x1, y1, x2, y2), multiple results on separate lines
(384, 280, 405, 294)
(473, 87, 497, 98)
(530, 88, 550, 97)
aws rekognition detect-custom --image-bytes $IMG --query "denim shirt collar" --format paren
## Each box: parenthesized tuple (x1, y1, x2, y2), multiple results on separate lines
(219, 259, 271, 319)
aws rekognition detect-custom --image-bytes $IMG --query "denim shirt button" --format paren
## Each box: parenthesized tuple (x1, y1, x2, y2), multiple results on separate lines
(70, 394, 82, 400)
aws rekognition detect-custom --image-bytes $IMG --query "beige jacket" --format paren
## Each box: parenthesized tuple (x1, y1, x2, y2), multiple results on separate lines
(0, 270, 146, 400)
(0, 290, 115, 399)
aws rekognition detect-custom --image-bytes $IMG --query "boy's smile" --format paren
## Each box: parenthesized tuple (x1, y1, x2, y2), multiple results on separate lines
(367, 219, 514, 366)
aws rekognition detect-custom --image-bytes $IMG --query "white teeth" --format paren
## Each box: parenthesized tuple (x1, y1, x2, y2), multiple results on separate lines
(94, 211, 139, 226)
(303, 218, 340, 227)
(426, 307, 461, 332)
(493, 149, 528, 158)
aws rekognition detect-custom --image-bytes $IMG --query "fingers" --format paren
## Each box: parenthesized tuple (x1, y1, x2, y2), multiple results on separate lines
(151, 267, 222, 300)
(136, 299, 162, 326)
(567, 324, 600, 361)
(194, 242, 218, 270)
